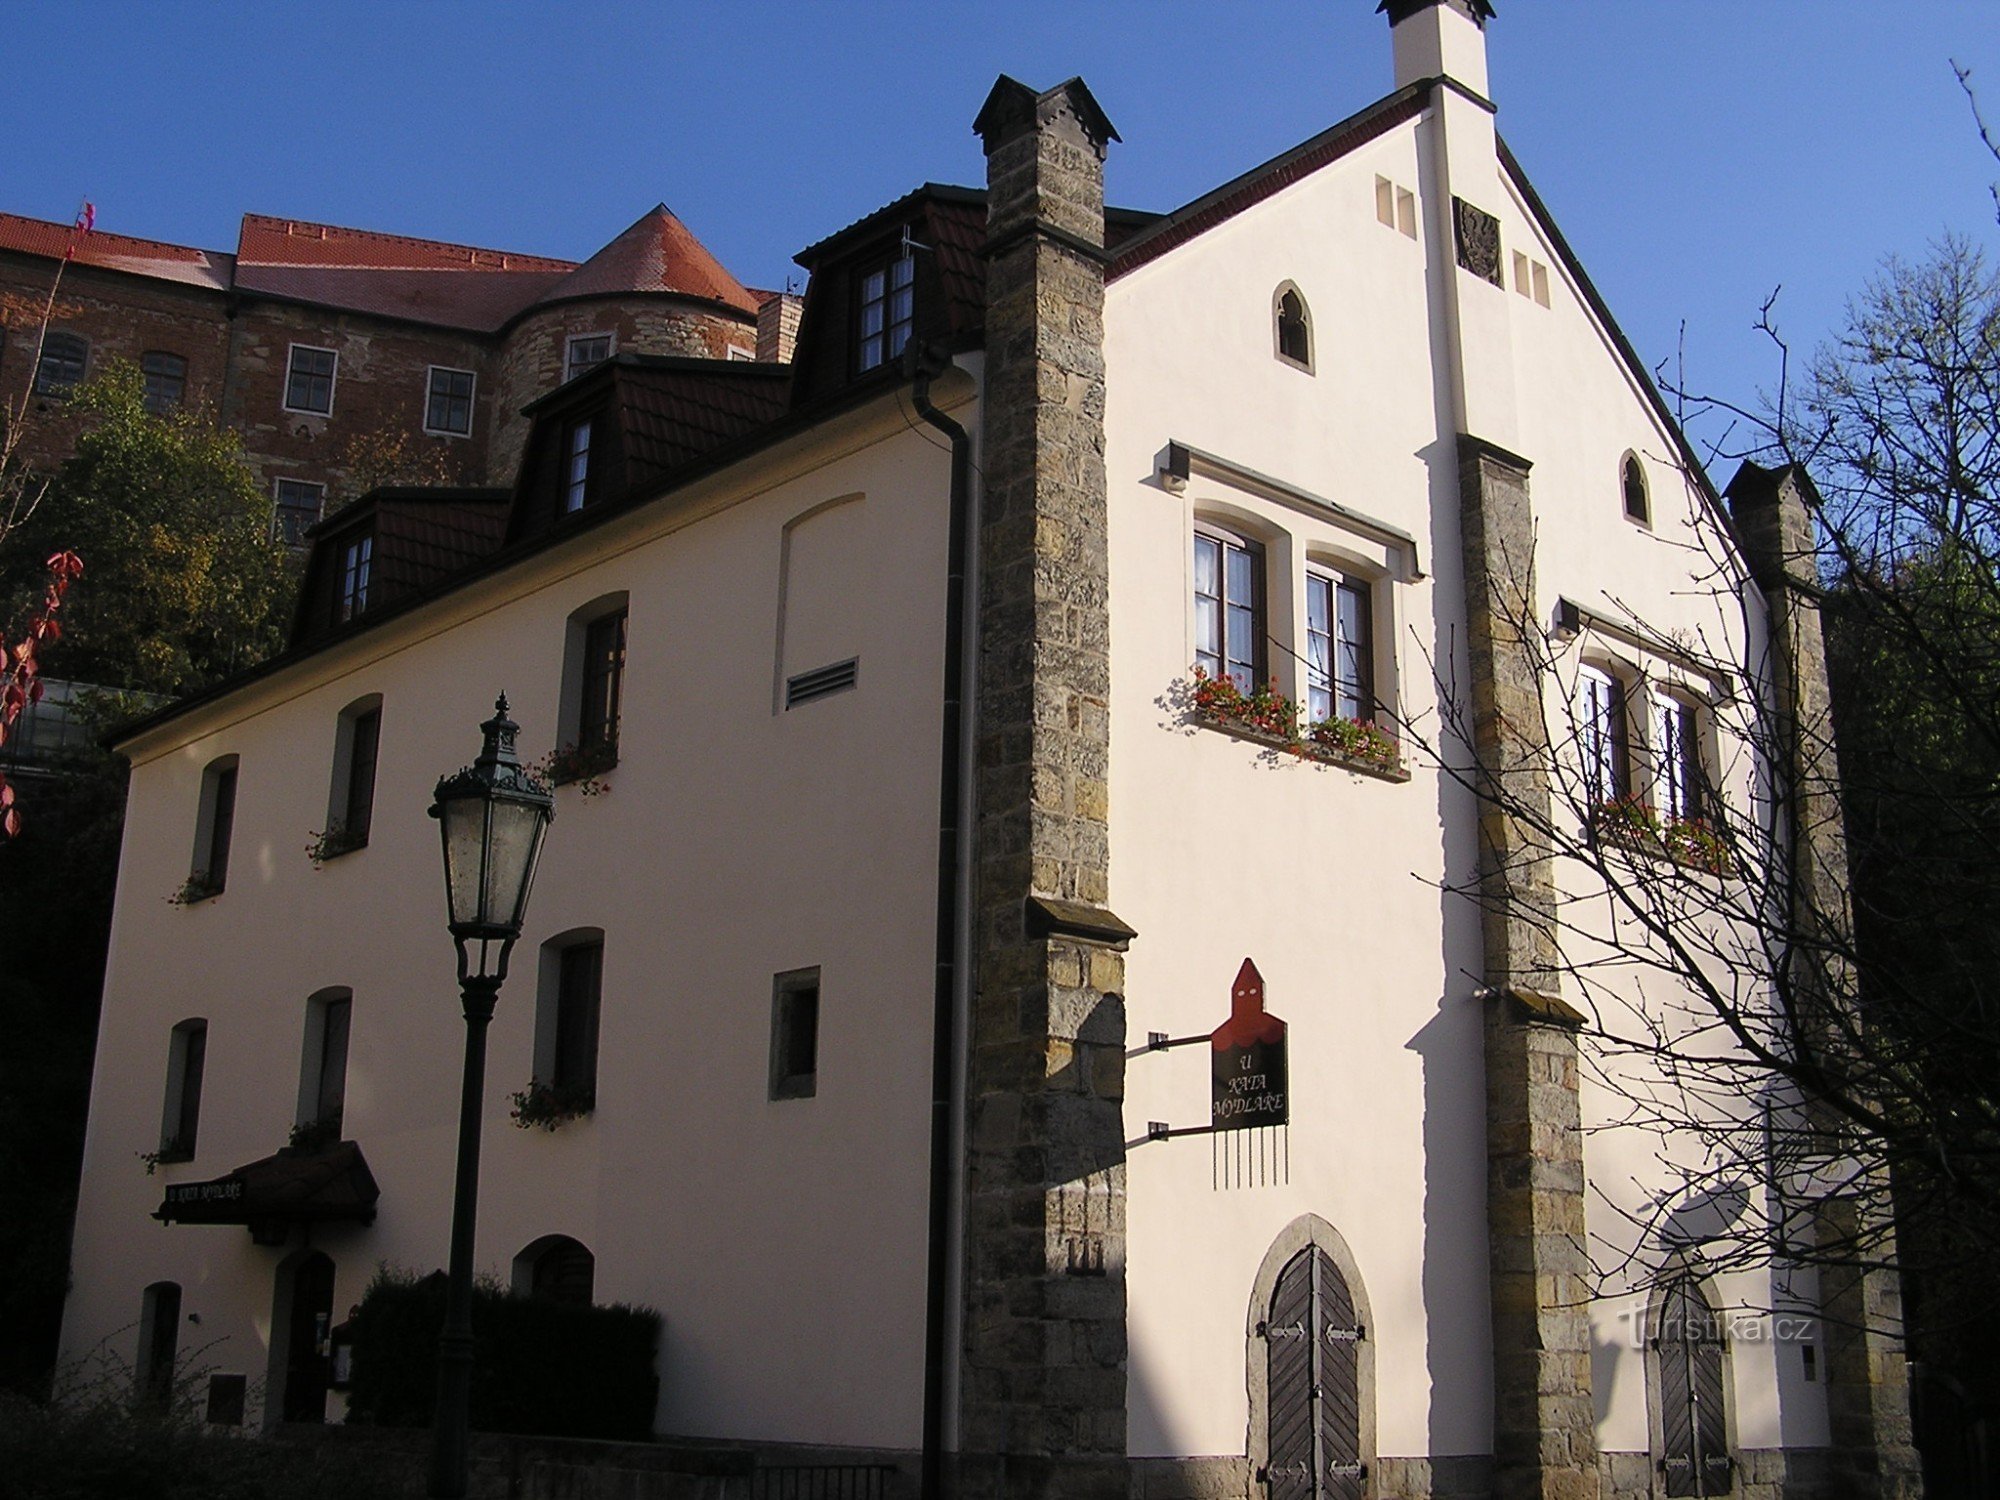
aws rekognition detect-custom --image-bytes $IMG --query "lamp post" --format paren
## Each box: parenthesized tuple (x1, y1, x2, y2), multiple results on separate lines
(426, 695, 554, 1500)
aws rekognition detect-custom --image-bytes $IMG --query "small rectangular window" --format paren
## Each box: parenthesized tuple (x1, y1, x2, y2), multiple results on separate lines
(311, 996, 351, 1132)
(1532, 262, 1551, 308)
(1396, 188, 1417, 239)
(769, 968, 820, 1101)
(273, 479, 325, 547)
(563, 420, 592, 513)
(141, 351, 188, 412)
(284, 344, 338, 415)
(577, 609, 626, 756)
(342, 707, 380, 845)
(160, 1020, 207, 1160)
(34, 331, 87, 396)
(336, 533, 373, 623)
(565, 333, 612, 383)
(197, 764, 237, 894)
(856, 254, 914, 372)
(1512, 251, 1532, 297)
(1375, 176, 1397, 229)
(553, 942, 603, 1098)
(205, 1373, 248, 1426)
(424, 366, 476, 436)
(137, 1282, 182, 1409)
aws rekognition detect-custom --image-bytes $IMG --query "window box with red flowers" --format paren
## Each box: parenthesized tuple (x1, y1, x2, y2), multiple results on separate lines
(1185, 669, 1407, 782)
(1591, 795, 1736, 877)
(538, 741, 612, 797)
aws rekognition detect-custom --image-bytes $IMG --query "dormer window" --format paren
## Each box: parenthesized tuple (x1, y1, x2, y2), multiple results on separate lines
(336, 531, 373, 624)
(857, 253, 915, 372)
(563, 420, 593, 513)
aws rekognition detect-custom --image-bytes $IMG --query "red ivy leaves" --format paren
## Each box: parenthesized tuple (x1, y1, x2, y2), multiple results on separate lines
(0, 550, 84, 838)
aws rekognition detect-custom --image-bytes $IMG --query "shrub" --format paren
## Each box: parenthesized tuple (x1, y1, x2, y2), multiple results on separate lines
(0, 1356, 407, 1500)
(344, 1268, 660, 1442)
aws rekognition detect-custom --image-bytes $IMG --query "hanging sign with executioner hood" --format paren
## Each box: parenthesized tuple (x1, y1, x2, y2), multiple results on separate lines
(1211, 958, 1289, 1131)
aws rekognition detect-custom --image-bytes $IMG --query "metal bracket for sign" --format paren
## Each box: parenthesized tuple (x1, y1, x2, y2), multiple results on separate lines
(1142, 1030, 1209, 1053)
(1144, 1117, 1289, 1189)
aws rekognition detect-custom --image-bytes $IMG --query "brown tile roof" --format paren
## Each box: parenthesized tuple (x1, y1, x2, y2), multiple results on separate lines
(293, 488, 512, 646)
(612, 356, 794, 485)
(0, 211, 232, 291)
(533, 206, 760, 316)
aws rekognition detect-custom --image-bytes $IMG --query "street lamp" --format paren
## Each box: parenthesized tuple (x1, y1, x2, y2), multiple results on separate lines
(426, 694, 554, 1500)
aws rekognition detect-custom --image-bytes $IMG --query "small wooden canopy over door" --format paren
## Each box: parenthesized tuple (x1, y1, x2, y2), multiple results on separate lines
(1266, 1245, 1364, 1500)
(1657, 1278, 1732, 1497)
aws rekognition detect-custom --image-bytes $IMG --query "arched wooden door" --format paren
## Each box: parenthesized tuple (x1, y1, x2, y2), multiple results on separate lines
(1265, 1245, 1365, 1500)
(1656, 1278, 1731, 1497)
(280, 1252, 335, 1423)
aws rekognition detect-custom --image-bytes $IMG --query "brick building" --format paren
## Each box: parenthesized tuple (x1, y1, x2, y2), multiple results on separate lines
(0, 205, 798, 542)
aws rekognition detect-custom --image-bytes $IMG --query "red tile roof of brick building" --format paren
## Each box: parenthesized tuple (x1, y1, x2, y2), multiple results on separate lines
(534, 206, 760, 317)
(0, 211, 232, 291)
(1, 206, 756, 333)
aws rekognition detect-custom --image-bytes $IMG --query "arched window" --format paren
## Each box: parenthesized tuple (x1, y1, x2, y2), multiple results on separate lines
(1274, 284, 1313, 371)
(1622, 452, 1650, 524)
(323, 695, 382, 855)
(557, 593, 627, 779)
(514, 1235, 595, 1307)
(1650, 1277, 1733, 1497)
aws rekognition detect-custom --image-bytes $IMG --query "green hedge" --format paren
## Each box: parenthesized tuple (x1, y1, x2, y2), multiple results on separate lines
(344, 1270, 661, 1441)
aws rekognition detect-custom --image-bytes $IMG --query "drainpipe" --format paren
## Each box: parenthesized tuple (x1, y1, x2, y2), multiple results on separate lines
(909, 343, 973, 1500)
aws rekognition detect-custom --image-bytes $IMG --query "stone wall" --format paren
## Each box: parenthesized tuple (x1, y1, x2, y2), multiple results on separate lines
(1455, 435, 1599, 1500)
(959, 74, 1128, 1500)
(487, 299, 756, 482)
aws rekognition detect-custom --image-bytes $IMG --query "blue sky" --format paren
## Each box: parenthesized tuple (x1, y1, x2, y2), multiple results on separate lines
(4, 2, 1996, 471)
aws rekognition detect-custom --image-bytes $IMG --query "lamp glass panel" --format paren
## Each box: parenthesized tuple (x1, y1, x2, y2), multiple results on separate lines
(441, 796, 491, 929)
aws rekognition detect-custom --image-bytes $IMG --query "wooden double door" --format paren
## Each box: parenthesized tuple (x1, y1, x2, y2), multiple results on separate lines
(1265, 1245, 1364, 1500)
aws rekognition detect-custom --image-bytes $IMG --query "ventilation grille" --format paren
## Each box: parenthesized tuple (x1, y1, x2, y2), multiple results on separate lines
(786, 658, 859, 708)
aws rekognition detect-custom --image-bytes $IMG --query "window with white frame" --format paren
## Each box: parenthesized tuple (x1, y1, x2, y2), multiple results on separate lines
(1194, 524, 1264, 693)
(1577, 664, 1631, 806)
(424, 366, 475, 436)
(565, 333, 612, 383)
(563, 419, 593, 513)
(1306, 568, 1375, 724)
(1652, 689, 1706, 823)
(273, 479, 325, 547)
(284, 344, 337, 415)
(856, 252, 914, 372)
(334, 530, 373, 624)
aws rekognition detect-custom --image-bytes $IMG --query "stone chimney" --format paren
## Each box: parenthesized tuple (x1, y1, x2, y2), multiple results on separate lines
(755, 291, 802, 364)
(960, 74, 1131, 1500)
(1382, 0, 1495, 97)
